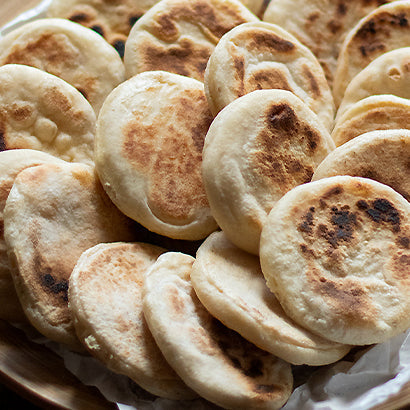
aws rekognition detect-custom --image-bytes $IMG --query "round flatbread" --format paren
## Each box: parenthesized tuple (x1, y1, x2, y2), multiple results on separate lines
(69, 242, 197, 399)
(95, 70, 217, 240)
(262, 0, 397, 87)
(334, 1, 410, 106)
(0, 18, 125, 113)
(0, 149, 65, 322)
(191, 231, 351, 366)
(143, 252, 293, 409)
(47, 0, 160, 57)
(260, 176, 410, 346)
(331, 95, 410, 147)
(4, 162, 138, 350)
(313, 129, 410, 202)
(336, 47, 410, 121)
(204, 21, 335, 130)
(124, 0, 258, 81)
(202, 89, 335, 254)
(0, 64, 96, 165)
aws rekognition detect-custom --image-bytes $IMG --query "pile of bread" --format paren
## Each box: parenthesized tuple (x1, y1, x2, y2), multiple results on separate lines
(0, 0, 409, 408)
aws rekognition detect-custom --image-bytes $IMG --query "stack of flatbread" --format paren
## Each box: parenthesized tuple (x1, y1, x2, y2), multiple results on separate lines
(0, 0, 409, 408)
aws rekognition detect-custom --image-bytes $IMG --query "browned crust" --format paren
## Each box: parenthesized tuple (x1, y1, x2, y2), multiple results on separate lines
(121, 86, 213, 222)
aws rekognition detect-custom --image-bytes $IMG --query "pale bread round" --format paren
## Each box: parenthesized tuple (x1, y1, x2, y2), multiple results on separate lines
(0, 18, 125, 113)
(124, 0, 258, 81)
(69, 242, 197, 399)
(263, 0, 397, 87)
(4, 162, 138, 350)
(0, 149, 65, 322)
(95, 70, 217, 240)
(334, 1, 410, 106)
(260, 176, 410, 346)
(0, 64, 96, 165)
(313, 129, 410, 202)
(143, 252, 293, 409)
(202, 89, 335, 255)
(331, 95, 410, 147)
(47, 0, 160, 57)
(191, 231, 351, 366)
(336, 47, 410, 121)
(205, 21, 335, 130)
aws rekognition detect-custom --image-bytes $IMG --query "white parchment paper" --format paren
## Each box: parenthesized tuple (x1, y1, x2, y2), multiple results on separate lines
(3, 1, 410, 409)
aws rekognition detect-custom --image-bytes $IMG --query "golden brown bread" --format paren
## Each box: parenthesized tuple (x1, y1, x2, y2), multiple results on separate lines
(313, 129, 410, 201)
(0, 64, 96, 165)
(4, 162, 139, 350)
(191, 231, 351, 366)
(331, 95, 410, 146)
(0, 18, 125, 113)
(95, 70, 217, 240)
(204, 21, 335, 130)
(336, 47, 410, 120)
(263, 0, 397, 87)
(0, 149, 65, 323)
(124, 0, 258, 81)
(47, 0, 160, 57)
(143, 252, 293, 409)
(69, 242, 197, 399)
(334, 1, 410, 105)
(260, 176, 410, 346)
(202, 89, 335, 254)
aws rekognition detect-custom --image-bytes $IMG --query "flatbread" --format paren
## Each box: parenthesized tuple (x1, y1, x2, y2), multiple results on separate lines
(0, 64, 96, 165)
(202, 89, 335, 254)
(331, 94, 410, 147)
(143, 252, 293, 409)
(69, 242, 197, 399)
(313, 129, 410, 202)
(47, 0, 160, 57)
(124, 0, 258, 81)
(336, 47, 410, 121)
(0, 18, 125, 113)
(191, 231, 351, 366)
(0, 149, 65, 322)
(204, 21, 335, 130)
(263, 0, 397, 87)
(260, 176, 410, 345)
(334, 1, 410, 106)
(4, 162, 138, 350)
(95, 70, 218, 240)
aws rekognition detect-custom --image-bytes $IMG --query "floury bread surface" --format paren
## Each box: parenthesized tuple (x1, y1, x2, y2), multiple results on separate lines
(124, 0, 258, 81)
(3, 162, 138, 350)
(0, 64, 96, 165)
(0, 18, 125, 113)
(0, 150, 65, 322)
(95, 70, 217, 240)
(333, 1, 410, 106)
(204, 21, 335, 130)
(263, 0, 396, 87)
(260, 176, 410, 346)
(202, 89, 335, 254)
(336, 47, 410, 121)
(191, 231, 351, 366)
(143, 252, 293, 409)
(313, 129, 410, 201)
(69, 242, 196, 399)
(331, 95, 410, 147)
